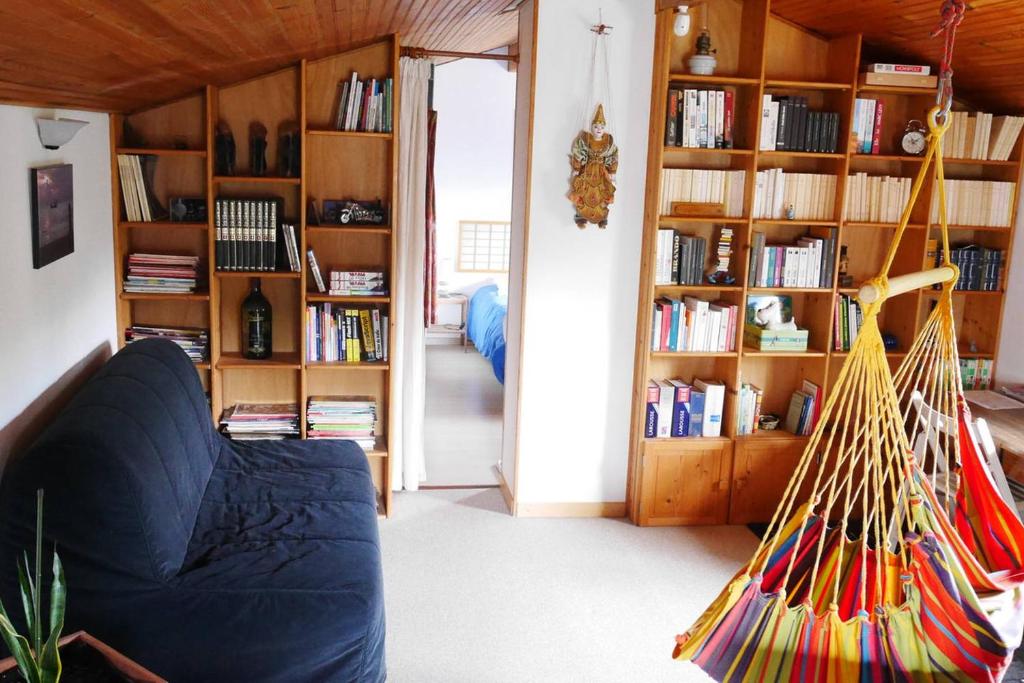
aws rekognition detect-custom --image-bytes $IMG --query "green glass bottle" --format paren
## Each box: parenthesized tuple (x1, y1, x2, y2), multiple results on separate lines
(242, 278, 272, 359)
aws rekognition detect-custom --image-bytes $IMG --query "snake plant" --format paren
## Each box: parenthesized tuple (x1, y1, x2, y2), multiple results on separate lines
(0, 490, 65, 683)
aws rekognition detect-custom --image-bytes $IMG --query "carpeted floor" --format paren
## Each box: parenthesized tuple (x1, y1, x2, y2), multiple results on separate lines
(379, 488, 759, 682)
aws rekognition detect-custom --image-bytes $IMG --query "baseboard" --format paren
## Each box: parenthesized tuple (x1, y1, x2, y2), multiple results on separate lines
(515, 501, 627, 518)
(496, 470, 515, 515)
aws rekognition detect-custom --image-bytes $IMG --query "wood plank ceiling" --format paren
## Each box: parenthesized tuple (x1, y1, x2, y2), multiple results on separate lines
(770, 0, 1024, 112)
(0, 0, 519, 113)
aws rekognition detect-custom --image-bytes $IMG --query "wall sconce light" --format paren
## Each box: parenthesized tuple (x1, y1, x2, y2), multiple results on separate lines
(35, 118, 88, 150)
(674, 5, 692, 37)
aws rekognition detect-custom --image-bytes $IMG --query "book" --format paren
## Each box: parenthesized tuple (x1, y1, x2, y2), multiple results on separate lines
(659, 169, 746, 217)
(866, 63, 931, 75)
(335, 73, 393, 133)
(752, 169, 836, 220)
(668, 379, 691, 437)
(655, 380, 675, 438)
(664, 87, 735, 148)
(693, 379, 725, 437)
(307, 249, 327, 292)
(306, 396, 378, 449)
(687, 391, 705, 437)
(929, 179, 1015, 227)
(858, 72, 937, 89)
(784, 391, 810, 435)
(123, 253, 200, 293)
(645, 381, 659, 438)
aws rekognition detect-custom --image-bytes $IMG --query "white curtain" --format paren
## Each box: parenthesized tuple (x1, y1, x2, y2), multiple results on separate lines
(391, 57, 431, 491)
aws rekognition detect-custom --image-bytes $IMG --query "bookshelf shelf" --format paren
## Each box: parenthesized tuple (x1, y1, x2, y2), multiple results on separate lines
(931, 224, 1012, 233)
(667, 74, 761, 86)
(651, 352, 739, 359)
(306, 129, 393, 139)
(119, 221, 208, 230)
(663, 147, 754, 156)
(116, 147, 207, 157)
(629, 6, 1022, 528)
(213, 176, 301, 185)
(110, 38, 401, 517)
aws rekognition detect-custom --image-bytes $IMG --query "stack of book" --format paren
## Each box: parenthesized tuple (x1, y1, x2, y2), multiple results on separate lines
(125, 325, 209, 363)
(737, 383, 764, 436)
(214, 198, 298, 271)
(123, 254, 200, 294)
(335, 73, 394, 133)
(651, 297, 738, 353)
(833, 294, 862, 352)
(220, 403, 299, 440)
(744, 295, 809, 352)
(306, 396, 378, 449)
(715, 226, 734, 276)
(960, 358, 993, 391)
(655, 229, 706, 285)
(933, 243, 1006, 291)
(943, 112, 1024, 161)
(843, 174, 912, 223)
(644, 378, 726, 438)
(329, 270, 387, 296)
(748, 229, 836, 289)
(659, 169, 746, 217)
(858, 63, 937, 90)
(116, 154, 165, 222)
(784, 381, 822, 436)
(759, 95, 840, 153)
(851, 98, 887, 155)
(928, 179, 1016, 227)
(753, 170, 837, 221)
(305, 303, 388, 363)
(664, 88, 736, 149)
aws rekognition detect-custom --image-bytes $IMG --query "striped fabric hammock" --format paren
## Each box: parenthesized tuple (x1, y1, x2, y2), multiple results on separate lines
(673, 4, 1024, 679)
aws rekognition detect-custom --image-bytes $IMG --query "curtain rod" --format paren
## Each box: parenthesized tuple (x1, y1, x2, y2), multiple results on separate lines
(400, 47, 518, 63)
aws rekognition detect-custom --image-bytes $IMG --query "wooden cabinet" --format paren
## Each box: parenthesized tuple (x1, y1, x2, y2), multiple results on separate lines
(639, 438, 733, 525)
(728, 434, 808, 525)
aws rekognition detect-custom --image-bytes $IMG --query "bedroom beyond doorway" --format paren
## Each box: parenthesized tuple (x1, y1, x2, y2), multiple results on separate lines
(421, 50, 516, 487)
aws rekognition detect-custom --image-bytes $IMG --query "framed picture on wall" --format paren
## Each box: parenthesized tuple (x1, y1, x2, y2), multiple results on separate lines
(30, 164, 74, 269)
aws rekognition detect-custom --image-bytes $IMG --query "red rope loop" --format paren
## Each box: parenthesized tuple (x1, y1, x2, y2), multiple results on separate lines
(931, 0, 966, 120)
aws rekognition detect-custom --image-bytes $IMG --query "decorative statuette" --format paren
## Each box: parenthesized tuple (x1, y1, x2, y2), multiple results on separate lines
(688, 28, 717, 76)
(568, 105, 619, 228)
(215, 121, 236, 177)
(249, 122, 268, 177)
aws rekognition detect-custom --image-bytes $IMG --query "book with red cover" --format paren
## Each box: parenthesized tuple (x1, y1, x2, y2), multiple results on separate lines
(871, 100, 885, 155)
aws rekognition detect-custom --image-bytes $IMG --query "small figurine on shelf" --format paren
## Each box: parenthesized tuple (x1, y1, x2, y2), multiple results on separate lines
(882, 333, 899, 351)
(688, 27, 717, 76)
(278, 121, 301, 178)
(249, 122, 268, 177)
(215, 121, 236, 176)
(785, 204, 797, 220)
(754, 297, 799, 331)
(838, 245, 854, 287)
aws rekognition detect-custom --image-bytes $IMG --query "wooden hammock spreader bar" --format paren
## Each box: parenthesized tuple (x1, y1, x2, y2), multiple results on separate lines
(857, 266, 958, 305)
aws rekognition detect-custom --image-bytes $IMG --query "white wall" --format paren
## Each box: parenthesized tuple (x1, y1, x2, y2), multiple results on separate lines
(0, 105, 116, 466)
(433, 52, 516, 298)
(512, 0, 654, 507)
(997, 186, 1024, 385)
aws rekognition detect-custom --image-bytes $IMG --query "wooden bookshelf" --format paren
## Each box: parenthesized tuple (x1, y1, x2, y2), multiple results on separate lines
(627, 3, 1023, 527)
(109, 37, 400, 517)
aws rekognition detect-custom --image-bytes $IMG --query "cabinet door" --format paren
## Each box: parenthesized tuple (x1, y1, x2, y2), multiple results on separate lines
(639, 439, 733, 525)
(729, 436, 809, 525)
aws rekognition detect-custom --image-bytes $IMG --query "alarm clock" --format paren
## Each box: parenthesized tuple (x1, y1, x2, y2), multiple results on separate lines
(899, 120, 927, 156)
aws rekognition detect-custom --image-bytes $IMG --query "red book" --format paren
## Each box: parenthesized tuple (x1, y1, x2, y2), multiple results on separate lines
(723, 91, 735, 149)
(660, 300, 673, 350)
(871, 100, 884, 155)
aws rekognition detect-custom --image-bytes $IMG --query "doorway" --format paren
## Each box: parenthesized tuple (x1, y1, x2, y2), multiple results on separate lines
(422, 52, 517, 487)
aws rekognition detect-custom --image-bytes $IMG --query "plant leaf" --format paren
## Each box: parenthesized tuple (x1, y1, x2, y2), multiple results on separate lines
(0, 609, 40, 683)
(16, 554, 38, 652)
(47, 551, 64, 644)
(37, 620, 62, 683)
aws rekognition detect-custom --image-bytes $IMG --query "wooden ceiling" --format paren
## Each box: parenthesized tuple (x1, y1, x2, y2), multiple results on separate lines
(0, 0, 519, 113)
(770, 0, 1024, 112)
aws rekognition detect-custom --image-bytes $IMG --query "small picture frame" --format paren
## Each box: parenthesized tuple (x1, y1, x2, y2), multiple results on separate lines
(31, 164, 74, 269)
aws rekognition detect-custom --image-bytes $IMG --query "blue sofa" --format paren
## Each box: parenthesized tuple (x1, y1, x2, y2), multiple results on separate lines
(0, 339, 386, 681)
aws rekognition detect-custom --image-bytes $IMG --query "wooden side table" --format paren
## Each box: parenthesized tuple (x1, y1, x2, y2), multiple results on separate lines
(426, 293, 468, 348)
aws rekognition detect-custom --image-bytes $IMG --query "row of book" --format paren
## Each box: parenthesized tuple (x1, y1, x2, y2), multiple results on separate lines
(116, 154, 164, 222)
(220, 403, 299, 440)
(306, 396, 377, 449)
(651, 297, 738, 353)
(328, 270, 387, 296)
(753, 170, 837, 221)
(851, 98, 886, 155)
(645, 378, 726, 438)
(654, 229, 706, 285)
(933, 244, 1006, 291)
(833, 293, 863, 352)
(736, 383, 764, 436)
(759, 96, 841, 153)
(785, 381, 822, 436)
(842, 174, 912, 224)
(123, 253, 200, 294)
(335, 73, 393, 133)
(960, 358, 993, 391)
(748, 229, 837, 289)
(664, 88, 736, 149)
(305, 303, 388, 363)
(928, 179, 1015, 227)
(125, 325, 209, 363)
(659, 169, 746, 217)
(943, 112, 1024, 161)
(214, 198, 300, 272)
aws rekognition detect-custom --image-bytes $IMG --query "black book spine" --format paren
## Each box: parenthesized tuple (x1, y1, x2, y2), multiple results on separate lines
(671, 232, 681, 285)
(214, 199, 223, 270)
(229, 199, 238, 271)
(666, 90, 678, 147)
(776, 98, 789, 151)
(795, 97, 808, 152)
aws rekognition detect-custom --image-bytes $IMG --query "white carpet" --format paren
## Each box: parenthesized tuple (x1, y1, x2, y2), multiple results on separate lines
(423, 345, 503, 486)
(380, 488, 759, 682)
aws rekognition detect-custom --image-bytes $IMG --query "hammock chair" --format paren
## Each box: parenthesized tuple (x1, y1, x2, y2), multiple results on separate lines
(673, 2, 1024, 679)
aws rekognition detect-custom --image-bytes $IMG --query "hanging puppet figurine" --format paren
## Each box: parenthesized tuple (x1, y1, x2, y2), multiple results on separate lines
(568, 104, 618, 228)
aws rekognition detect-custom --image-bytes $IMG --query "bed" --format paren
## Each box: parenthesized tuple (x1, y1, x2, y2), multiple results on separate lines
(465, 283, 507, 384)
